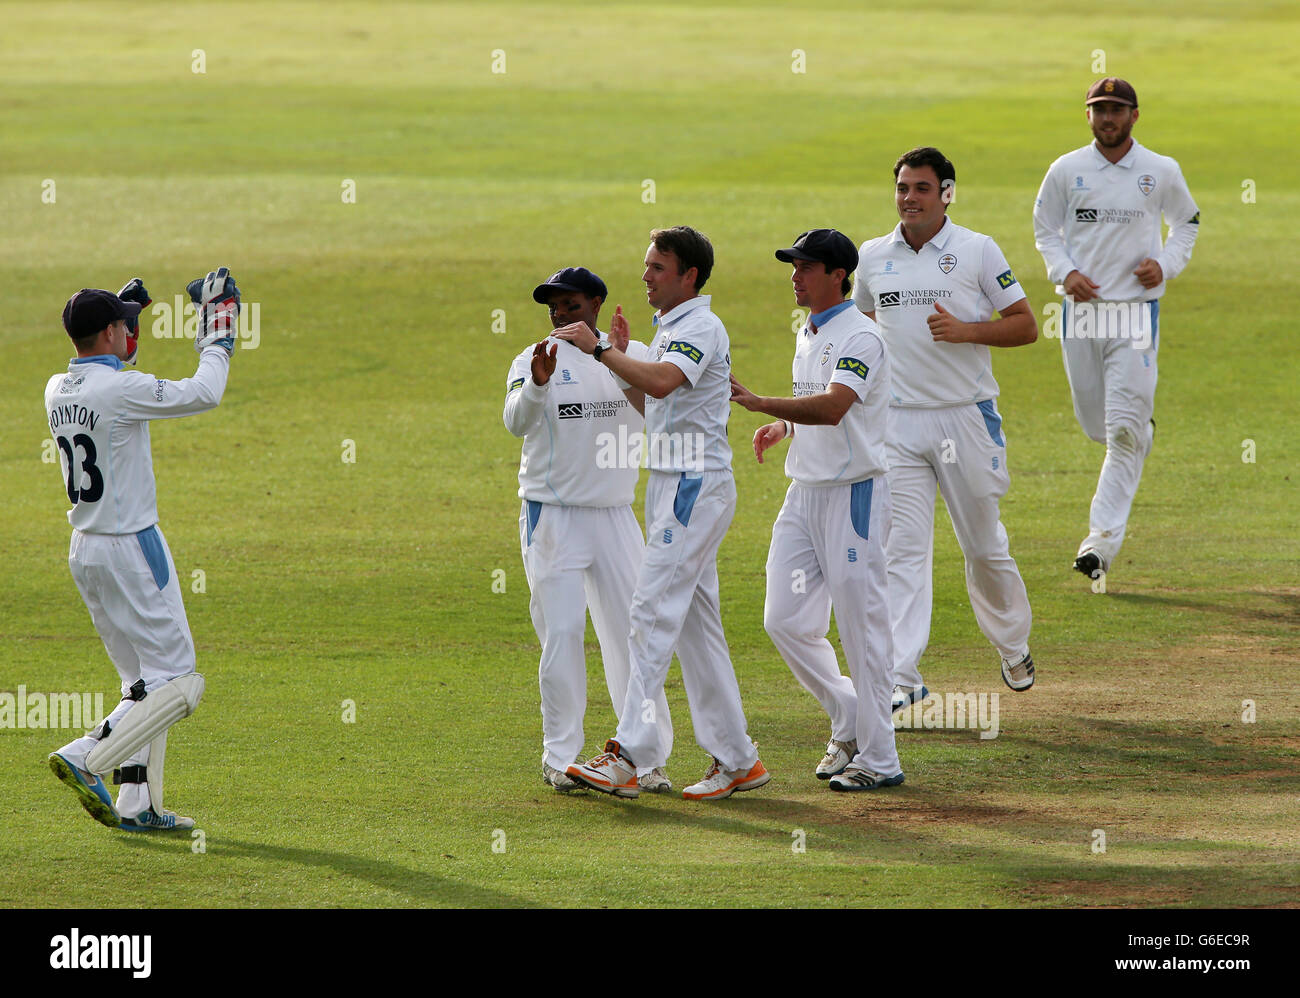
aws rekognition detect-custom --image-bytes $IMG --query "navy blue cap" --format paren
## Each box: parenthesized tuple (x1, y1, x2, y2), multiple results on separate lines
(62, 289, 143, 340)
(532, 267, 608, 304)
(775, 229, 858, 274)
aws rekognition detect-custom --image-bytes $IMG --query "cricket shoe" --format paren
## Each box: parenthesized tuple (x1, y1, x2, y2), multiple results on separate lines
(637, 767, 673, 793)
(1001, 652, 1035, 692)
(566, 740, 639, 798)
(815, 739, 857, 779)
(543, 762, 583, 792)
(682, 757, 770, 800)
(120, 807, 195, 832)
(891, 684, 930, 714)
(828, 766, 905, 792)
(48, 753, 120, 829)
(1073, 550, 1107, 580)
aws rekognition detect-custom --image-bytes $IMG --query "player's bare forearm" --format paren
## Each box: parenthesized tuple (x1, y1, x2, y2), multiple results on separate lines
(732, 380, 855, 426)
(598, 350, 685, 399)
(927, 299, 1036, 347)
(949, 300, 1038, 347)
(623, 387, 646, 417)
(551, 320, 686, 398)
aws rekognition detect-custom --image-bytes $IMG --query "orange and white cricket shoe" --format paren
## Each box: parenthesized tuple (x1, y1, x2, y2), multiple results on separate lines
(566, 740, 639, 798)
(682, 756, 770, 800)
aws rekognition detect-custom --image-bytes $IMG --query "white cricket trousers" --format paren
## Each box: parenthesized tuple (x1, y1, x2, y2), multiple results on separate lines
(764, 478, 901, 777)
(1061, 299, 1159, 566)
(519, 502, 673, 775)
(614, 469, 758, 773)
(887, 404, 1032, 688)
(57, 527, 196, 806)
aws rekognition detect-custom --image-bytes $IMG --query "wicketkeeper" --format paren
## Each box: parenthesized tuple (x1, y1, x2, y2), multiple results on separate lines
(45, 269, 240, 831)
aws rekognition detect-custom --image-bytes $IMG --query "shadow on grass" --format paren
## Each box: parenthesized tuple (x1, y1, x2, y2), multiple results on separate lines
(1011, 716, 1300, 787)
(1107, 588, 1300, 627)
(116, 835, 541, 908)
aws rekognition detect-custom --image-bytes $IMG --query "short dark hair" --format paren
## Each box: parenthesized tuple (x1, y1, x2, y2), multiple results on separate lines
(893, 146, 956, 190)
(650, 226, 714, 291)
(825, 265, 852, 297)
(70, 331, 100, 353)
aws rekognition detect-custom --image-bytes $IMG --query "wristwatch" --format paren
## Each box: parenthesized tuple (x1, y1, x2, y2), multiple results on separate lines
(592, 342, 607, 362)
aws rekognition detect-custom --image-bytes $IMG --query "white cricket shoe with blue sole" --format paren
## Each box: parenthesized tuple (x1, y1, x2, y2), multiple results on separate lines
(48, 752, 120, 828)
(120, 807, 195, 832)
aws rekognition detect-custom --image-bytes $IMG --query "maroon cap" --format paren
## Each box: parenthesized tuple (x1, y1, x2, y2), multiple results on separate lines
(1086, 77, 1137, 107)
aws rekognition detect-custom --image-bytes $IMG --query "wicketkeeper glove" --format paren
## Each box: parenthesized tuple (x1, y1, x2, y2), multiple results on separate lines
(117, 278, 152, 365)
(187, 267, 240, 355)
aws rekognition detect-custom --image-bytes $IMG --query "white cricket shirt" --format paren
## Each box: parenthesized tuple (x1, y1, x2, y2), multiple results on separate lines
(643, 295, 733, 474)
(853, 217, 1026, 407)
(785, 301, 890, 487)
(504, 334, 648, 506)
(1033, 139, 1200, 301)
(45, 349, 231, 534)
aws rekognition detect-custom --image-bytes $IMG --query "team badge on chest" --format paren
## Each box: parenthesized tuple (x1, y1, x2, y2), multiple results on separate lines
(1138, 174, 1156, 196)
(821, 342, 833, 366)
(938, 253, 957, 274)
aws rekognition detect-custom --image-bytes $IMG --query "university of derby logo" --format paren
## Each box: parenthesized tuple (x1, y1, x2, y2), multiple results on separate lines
(558, 402, 585, 419)
(938, 253, 957, 274)
(820, 342, 833, 366)
(1138, 174, 1156, 196)
(1075, 208, 1098, 222)
(877, 291, 901, 307)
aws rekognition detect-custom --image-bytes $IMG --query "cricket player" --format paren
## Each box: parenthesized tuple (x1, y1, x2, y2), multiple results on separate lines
(503, 266, 674, 794)
(1034, 78, 1199, 581)
(553, 226, 770, 801)
(730, 229, 904, 791)
(45, 270, 240, 831)
(854, 147, 1038, 702)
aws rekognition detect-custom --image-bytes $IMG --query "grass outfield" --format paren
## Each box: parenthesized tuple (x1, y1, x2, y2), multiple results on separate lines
(1, 1, 1296, 908)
